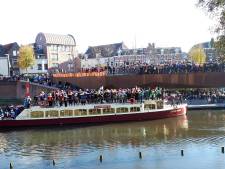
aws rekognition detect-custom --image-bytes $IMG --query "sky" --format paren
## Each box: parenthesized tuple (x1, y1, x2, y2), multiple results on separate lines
(0, 0, 216, 52)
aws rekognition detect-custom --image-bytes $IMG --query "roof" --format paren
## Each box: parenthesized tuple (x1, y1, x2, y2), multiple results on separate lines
(0, 45, 5, 57)
(3, 42, 19, 53)
(85, 42, 127, 58)
(36, 32, 76, 46)
(192, 41, 213, 49)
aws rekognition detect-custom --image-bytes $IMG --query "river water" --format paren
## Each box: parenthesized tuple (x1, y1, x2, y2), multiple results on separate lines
(1, 110, 225, 169)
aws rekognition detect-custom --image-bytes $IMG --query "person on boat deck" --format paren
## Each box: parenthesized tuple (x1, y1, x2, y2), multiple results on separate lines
(0, 107, 4, 119)
(63, 91, 68, 107)
(59, 92, 64, 107)
(10, 106, 16, 119)
(23, 96, 32, 108)
(80, 92, 87, 105)
(47, 93, 53, 107)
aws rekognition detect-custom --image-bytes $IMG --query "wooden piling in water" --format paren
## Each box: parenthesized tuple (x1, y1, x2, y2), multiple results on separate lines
(99, 155, 103, 162)
(10, 162, 13, 169)
(181, 150, 184, 156)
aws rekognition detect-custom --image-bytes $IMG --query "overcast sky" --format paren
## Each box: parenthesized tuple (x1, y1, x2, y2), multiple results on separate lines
(0, 0, 215, 52)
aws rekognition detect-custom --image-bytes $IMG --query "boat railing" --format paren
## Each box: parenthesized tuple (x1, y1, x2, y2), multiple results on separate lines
(32, 98, 165, 109)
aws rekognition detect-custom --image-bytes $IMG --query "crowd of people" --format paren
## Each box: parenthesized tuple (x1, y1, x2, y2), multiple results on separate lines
(178, 88, 225, 104)
(0, 105, 24, 120)
(1, 86, 224, 120)
(107, 62, 225, 75)
(78, 62, 225, 75)
(28, 87, 225, 108)
(31, 87, 163, 107)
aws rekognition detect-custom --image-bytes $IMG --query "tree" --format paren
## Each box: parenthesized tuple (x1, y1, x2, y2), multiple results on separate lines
(189, 47, 206, 65)
(214, 35, 225, 62)
(198, 0, 225, 61)
(18, 45, 35, 73)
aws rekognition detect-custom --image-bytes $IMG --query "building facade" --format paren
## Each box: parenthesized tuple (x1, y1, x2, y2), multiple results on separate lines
(82, 42, 128, 68)
(33, 32, 77, 73)
(0, 56, 10, 76)
(82, 42, 185, 68)
(3, 42, 20, 75)
(0, 42, 20, 76)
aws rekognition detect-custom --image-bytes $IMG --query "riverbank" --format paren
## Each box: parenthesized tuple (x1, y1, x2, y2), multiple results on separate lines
(186, 99, 225, 110)
(188, 103, 225, 110)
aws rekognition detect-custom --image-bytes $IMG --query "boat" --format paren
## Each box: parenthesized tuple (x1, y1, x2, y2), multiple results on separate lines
(0, 100, 187, 128)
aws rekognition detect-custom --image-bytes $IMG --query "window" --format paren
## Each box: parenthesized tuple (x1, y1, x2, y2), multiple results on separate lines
(89, 109, 101, 115)
(53, 45, 57, 51)
(52, 63, 59, 68)
(45, 110, 59, 117)
(74, 109, 87, 116)
(51, 54, 58, 61)
(62, 46, 65, 51)
(44, 64, 48, 70)
(12, 59, 17, 66)
(31, 111, 44, 118)
(37, 64, 42, 70)
(13, 50, 17, 56)
(130, 107, 140, 112)
(103, 108, 115, 114)
(144, 104, 156, 110)
(156, 101, 163, 109)
(116, 107, 128, 113)
(60, 110, 73, 117)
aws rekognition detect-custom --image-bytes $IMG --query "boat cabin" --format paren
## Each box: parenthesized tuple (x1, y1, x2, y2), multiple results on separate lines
(16, 100, 164, 120)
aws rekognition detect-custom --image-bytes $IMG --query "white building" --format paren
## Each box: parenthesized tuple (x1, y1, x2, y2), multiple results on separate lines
(23, 32, 78, 74)
(0, 56, 10, 76)
(82, 42, 185, 69)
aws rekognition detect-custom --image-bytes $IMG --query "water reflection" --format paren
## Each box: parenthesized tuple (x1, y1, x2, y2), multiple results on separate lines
(0, 115, 188, 158)
(0, 110, 225, 169)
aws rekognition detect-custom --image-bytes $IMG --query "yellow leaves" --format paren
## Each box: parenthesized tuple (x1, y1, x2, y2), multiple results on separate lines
(188, 47, 206, 65)
(18, 45, 35, 70)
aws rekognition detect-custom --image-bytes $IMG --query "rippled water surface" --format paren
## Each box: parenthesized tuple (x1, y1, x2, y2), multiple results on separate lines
(1, 110, 225, 169)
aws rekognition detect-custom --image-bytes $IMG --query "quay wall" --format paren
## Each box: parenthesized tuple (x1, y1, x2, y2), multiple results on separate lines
(0, 81, 57, 99)
(53, 72, 225, 89)
(0, 81, 17, 99)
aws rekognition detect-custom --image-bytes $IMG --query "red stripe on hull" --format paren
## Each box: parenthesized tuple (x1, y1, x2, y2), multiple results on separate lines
(0, 107, 186, 128)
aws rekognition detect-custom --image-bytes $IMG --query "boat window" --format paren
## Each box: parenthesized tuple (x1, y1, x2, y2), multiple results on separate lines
(74, 109, 87, 116)
(156, 101, 163, 109)
(60, 110, 73, 116)
(144, 104, 156, 110)
(116, 107, 129, 113)
(45, 110, 59, 117)
(130, 107, 140, 112)
(30, 111, 44, 118)
(89, 108, 101, 115)
(103, 108, 115, 114)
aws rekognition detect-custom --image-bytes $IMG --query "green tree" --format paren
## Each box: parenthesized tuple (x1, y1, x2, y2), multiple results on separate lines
(189, 47, 206, 65)
(198, 0, 225, 61)
(18, 45, 35, 73)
